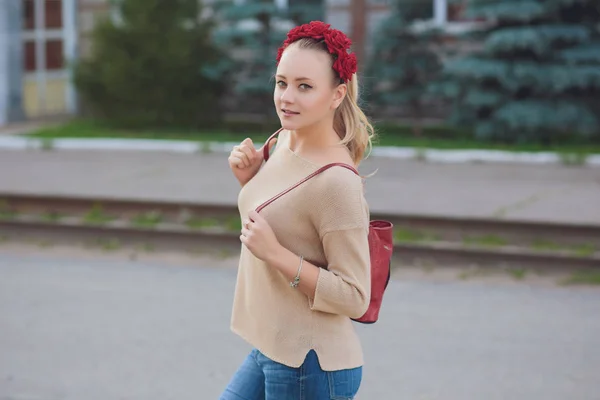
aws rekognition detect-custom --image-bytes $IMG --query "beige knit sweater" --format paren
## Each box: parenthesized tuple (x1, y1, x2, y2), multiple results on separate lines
(230, 130, 371, 371)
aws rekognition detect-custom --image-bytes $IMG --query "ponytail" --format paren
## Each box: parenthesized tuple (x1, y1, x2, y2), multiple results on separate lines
(334, 74, 376, 166)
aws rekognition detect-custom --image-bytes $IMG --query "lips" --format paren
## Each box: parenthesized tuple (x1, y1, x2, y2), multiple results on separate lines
(282, 109, 299, 115)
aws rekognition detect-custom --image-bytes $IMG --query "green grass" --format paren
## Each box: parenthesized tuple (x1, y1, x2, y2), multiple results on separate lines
(531, 240, 596, 257)
(507, 267, 528, 280)
(570, 244, 596, 257)
(0, 200, 17, 220)
(393, 229, 598, 259)
(531, 239, 563, 252)
(25, 119, 600, 154)
(97, 238, 121, 251)
(135, 242, 155, 252)
(463, 235, 508, 247)
(130, 211, 163, 228)
(28, 120, 272, 143)
(39, 138, 55, 151)
(225, 216, 243, 232)
(0, 210, 17, 220)
(562, 270, 600, 285)
(558, 151, 589, 166)
(393, 227, 440, 243)
(182, 215, 240, 232)
(37, 239, 53, 248)
(185, 217, 222, 230)
(41, 211, 64, 223)
(82, 203, 115, 225)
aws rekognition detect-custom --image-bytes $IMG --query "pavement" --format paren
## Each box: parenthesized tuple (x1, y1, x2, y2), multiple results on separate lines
(1, 245, 599, 400)
(0, 148, 599, 225)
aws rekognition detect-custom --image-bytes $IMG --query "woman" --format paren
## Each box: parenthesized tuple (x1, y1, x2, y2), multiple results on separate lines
(221, 20, 376, 400)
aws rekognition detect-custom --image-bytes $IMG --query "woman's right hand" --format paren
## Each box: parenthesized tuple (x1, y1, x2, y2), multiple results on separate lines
(228, 137, 277, 186)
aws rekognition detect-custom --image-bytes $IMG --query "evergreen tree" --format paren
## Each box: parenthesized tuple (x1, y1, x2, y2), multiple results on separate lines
(437, 0, 600, 144)
(287, 0, 324, 26)
(366, 0, 443, 136)
(211, 0, 324, 118)
(211, 0, 291, 117)
(73, 0, 226, 129)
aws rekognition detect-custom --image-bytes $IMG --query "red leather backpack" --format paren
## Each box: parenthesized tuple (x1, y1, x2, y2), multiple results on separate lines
(255, 128, 393, 324)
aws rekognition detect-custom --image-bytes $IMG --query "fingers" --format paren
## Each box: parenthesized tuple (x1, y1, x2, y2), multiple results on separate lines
(240, 219, 253, 240)
(238, 144, 256, 167)
(229, 139, 257, 168)
(242, 218, 255, 230)
(229, 148, 250, 168)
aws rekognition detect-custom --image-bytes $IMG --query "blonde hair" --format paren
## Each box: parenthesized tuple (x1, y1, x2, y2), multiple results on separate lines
(287, 38, 376, 166)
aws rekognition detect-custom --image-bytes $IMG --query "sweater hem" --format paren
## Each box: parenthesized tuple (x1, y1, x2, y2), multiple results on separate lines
(230, 325, 364, 372)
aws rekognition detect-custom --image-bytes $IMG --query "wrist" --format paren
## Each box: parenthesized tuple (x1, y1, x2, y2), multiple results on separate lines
(266, 243, 288, 269)
(265, 244, 318, 298)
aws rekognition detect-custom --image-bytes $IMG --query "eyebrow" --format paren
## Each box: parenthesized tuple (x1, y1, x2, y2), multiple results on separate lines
(276, 75, 313, 82)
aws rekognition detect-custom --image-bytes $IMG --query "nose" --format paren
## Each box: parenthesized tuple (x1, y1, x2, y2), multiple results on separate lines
(279, 86, 294, 104)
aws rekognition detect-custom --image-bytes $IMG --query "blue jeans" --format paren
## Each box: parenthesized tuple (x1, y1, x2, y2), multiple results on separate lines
(219, 349, 362, 400)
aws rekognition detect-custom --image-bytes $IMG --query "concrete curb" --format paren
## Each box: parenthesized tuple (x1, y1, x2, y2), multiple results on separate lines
(1, 136, 599, 166)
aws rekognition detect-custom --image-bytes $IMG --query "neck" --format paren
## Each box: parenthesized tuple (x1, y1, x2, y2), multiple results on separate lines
(289, 116, 341, 154)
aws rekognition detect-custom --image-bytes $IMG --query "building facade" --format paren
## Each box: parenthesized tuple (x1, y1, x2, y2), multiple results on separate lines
(0, 0, 111, 126)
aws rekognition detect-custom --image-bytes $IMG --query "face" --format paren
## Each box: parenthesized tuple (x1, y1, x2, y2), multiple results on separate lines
(274, 46, 346, 131)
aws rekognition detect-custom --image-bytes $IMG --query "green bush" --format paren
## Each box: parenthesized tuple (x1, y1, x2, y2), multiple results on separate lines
(73, 0, 227, 130)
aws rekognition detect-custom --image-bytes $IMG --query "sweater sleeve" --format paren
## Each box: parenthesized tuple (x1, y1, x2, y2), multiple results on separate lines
(307, 168, 371, 318)
(308, 226, 371, 318)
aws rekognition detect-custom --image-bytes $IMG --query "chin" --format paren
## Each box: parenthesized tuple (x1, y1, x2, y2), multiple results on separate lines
(280, 122, 294, 131)
(279, 119, 301, 131)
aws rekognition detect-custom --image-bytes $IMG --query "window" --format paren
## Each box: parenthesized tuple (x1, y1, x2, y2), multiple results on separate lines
(23, 0, 34, 29)
(24, 41, 36, 71)
(46, 40, 64, 69)
(46, 0, 63, 29)
(23, 0, 63, 29)
(23, 40, 64, 71)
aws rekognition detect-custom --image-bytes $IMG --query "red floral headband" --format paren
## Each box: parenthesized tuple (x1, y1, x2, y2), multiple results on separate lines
(276, 21, 357, 83)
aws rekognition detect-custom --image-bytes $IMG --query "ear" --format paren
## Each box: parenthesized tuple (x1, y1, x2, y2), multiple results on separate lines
(331, 83, 347, 110)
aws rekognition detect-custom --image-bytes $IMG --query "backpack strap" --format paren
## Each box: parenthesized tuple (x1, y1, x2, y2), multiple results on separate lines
(256, 128, 359, 213)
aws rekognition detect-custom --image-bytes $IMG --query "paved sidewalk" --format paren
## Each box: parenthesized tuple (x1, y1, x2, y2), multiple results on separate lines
(1, 148, 599, 225)
(1, 248, 599, 400)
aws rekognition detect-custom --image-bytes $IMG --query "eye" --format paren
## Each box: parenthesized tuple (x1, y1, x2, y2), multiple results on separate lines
(299, 83, 312, 90)
(276, 80, 287, 87)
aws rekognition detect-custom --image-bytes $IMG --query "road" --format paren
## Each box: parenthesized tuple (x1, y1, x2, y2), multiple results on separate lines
(1, 149, 599, 224)
(1, 245, 599, 400)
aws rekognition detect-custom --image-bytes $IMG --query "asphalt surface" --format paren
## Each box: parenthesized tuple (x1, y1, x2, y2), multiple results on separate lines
(1, 149, 600, 224)
(1, 246, 599, 400)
